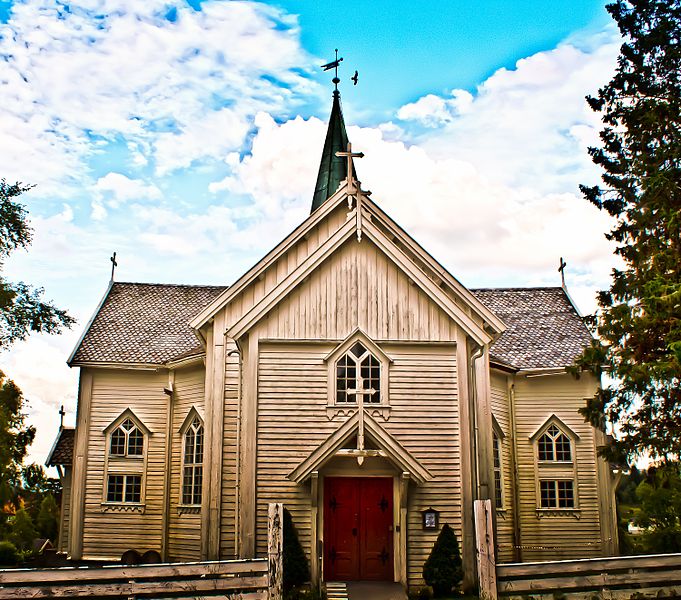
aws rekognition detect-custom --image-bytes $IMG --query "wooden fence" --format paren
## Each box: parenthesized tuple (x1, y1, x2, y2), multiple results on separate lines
(0, 502, 283, 600)
(497, 553, 681, 599)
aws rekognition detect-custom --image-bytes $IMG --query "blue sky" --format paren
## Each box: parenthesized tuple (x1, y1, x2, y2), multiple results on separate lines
(0, 0, 620, 464)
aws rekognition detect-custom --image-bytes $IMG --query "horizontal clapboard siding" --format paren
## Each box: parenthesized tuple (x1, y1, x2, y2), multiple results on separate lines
(60, 471, 72, 553)
(490, 371, 515, 563)
(82, 370, 167, 559)
(513, 373, 603, 561)
(168, 365, 204, 562)
(255, 341, 460, 588)
(259, 238, 457, 342)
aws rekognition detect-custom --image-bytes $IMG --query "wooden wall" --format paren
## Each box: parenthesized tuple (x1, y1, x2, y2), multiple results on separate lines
(490, 371, 515, 563)
(220, 346, 239, 559)
(167, 365, 204, 561)
(512, 372, 605, 561)
(59, 470, 72, 553)
(80, 369, 167, 559)
(257, 238, 457, 342)
(253, 340, 461, 587)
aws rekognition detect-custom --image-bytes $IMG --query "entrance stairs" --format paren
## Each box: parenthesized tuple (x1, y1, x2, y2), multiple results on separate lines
(326, 582, 349, 599)
(325, 581, 407, 600)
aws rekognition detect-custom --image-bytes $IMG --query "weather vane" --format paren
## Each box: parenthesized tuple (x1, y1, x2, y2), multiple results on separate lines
(321, 49, 358, 93)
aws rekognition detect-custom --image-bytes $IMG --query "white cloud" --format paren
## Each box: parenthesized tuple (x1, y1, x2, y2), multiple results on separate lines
(91, 172, 162, 219)
(0, 0, 316, 193)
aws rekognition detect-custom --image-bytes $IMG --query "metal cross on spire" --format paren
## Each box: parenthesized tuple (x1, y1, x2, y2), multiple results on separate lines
(110, 251, 118, 282)
(59, 405, 65, 429)
(558, 257, 567, 288)
(336, 143, 366, 241)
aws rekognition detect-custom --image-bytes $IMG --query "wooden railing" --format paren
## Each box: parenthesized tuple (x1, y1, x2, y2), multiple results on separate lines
(497, 552, 681, 598)
(0, 503, 283, 600)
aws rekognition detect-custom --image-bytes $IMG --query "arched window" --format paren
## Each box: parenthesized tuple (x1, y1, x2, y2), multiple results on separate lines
(336, 341, 381, 404)
(492, 431, 503, 509)
(110, 418, 144, 457)
(182, 416, 204, 506)
(538, 424, 572, 462)
(103, 410, 149, 508)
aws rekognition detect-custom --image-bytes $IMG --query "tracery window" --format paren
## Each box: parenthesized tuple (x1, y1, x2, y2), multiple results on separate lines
(336, 341, 381, 404)
(532, 416, 579, 514)
(102, 410, 149, 508)
(182, 416, 204, 506)
(110, 418, 144, 457)
(537, 425, 572, 462)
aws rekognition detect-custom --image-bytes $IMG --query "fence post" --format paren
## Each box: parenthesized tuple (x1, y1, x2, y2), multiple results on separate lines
(268, 502, 284, 600)
(474, 499, 497, 600)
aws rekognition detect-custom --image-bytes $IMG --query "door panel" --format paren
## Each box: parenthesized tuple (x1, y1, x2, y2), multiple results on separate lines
(324, 477, 393, 581)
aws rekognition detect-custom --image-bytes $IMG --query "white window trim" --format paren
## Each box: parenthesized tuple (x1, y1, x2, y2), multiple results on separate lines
(101, 408, 150, 511)
(324, 329, 392, 419)
(178, 407, 204, 509)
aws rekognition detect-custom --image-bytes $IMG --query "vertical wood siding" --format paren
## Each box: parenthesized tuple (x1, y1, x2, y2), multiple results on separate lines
(81, 370, 168, 559)
(220, 346, 239, 558)
(167, 366, 204, 561)
(254, 340, 460, 588)
(490, 371, 515, 563)
(59, 470, 72, 553)
(513, 373, 603, 561)
(258, 239, 457, 342)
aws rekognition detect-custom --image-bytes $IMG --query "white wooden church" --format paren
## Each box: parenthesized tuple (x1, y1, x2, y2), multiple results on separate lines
(48, 86, 618, 591)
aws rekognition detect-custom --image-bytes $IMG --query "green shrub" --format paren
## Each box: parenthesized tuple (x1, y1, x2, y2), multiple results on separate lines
(422, 523, 463, 597)
(36, 493, 59, 542)
(283, 508, 309, 592)
(9, 509, 36, 552)
(0, 541, 18, 566)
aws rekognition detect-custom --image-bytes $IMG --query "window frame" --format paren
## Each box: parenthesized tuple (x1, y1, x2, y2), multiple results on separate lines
(530, 415, 580, 516)
(324, 329, 392, 418)
(179, 408, 204, 508)
(101, 409, 150, 511)
(492, 421, 505, 511)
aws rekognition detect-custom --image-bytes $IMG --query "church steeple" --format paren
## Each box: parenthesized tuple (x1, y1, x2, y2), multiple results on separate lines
(311, 90, 356, 213)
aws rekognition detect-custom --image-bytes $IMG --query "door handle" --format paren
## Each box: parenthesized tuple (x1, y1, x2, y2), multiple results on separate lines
(352, 527, 357, 537)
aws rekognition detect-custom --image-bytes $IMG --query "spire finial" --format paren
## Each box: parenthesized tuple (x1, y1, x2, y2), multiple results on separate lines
(59, 405, 65, 429)
(321, 49, 344, 94)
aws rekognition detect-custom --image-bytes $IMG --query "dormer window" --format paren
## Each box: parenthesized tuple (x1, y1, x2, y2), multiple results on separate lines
(336, 342, 381, 404)
(110, 419, 144, 457)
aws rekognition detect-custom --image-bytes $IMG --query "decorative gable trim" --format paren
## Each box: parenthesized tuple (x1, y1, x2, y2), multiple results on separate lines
(178, 406, 204, 434)
(529, 413, 580, 442)
(102, 408, 152, 436)
(190, 182, 352, 331)
(323, 328, 393, 364)
(491, 414, 505, 438)
(227, 217, 356, 340)
(288, 410, 432, 485)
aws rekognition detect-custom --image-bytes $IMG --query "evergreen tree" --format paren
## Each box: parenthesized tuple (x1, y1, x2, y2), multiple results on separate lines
(9, 508, 36, 552)
(0, 180, 74, 348)
(573, 0, 681, 463)
(282, 508, 309, 592)
(422, 524, 463, 597)
(635, 464, 681, 552)
(36, 493, 59, 542)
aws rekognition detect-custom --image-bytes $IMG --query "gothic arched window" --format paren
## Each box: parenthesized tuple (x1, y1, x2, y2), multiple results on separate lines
(336, 341, 381, 404)
(110, 418, 144, 457)
(537, 424, 572, 462)
(182, 416, 204, 506)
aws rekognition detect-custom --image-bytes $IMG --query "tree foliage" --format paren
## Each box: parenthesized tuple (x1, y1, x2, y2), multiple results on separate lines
(422, 524, 463, 597)
(0, 180, 74, 348)
(573, 0, 681, 463)
(635, 464, 681, 552)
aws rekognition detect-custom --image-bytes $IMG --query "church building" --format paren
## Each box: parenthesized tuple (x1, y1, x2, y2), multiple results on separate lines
(48, 85, 618, 590)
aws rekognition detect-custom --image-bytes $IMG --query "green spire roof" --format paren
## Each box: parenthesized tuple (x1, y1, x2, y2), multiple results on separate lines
(311, 90, 356, 213)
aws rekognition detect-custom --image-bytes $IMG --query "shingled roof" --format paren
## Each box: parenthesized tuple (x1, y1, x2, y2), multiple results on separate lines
(46, 428, 75, 467)
(69, 283, 227, 366)
(472, 287, 593, 370)
(69, 283, 591, 371)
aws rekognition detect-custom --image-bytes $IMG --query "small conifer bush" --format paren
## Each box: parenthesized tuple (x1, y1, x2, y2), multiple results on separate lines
(283, 508, 310, 592)
(0, 541, 18, 566)
(422, 523, 463, 597)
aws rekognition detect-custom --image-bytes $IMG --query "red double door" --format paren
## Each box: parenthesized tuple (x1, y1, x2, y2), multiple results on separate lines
(324, 477, 394, 581)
